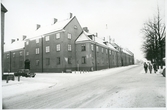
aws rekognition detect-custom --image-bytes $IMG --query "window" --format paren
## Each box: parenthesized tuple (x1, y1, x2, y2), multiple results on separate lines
(57, 57, 61, 65)
(7, 54, 9, 58)
(81, 56, 86, 64)
(20, 51, 22, 56)
(101, 48, 103, 53)
(68, 44, 72, 51)
(26, 52, 29, 56)
(46, 58, 50, 65)
(91, 44, 94, 51)
(13, 53, 15, 57)
(74, 25, 77, 29)
(26, 41, 29, 45)
(109, 50, 111, 55)
(36, 48, 39, 54)
(36, 39, 39, 43)
(106, 49, 108, 54)
(56, 44, 60, 51)
(46, 46, 50, 53)
(56, 33, 60, 39)
(96, 46, 99, 52)
(68, 33, 72, 39)
(68, 57, 72, 64)
(81, 45, 86, 51)
(36, 60, 39, 66)
(45, 36, 49, 41)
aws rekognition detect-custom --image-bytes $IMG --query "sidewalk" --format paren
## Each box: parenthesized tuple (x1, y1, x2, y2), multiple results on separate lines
(2, 65, 139, 99)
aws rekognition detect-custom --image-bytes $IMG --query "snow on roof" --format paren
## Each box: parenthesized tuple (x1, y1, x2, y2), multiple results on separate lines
(26, 17, 75, 39)
(107, 43, 118, 51)
(122, 48, 132, 56)
(76, 31, 92, 42)
(4, 40, 24, 52)
(76, 31, 117, 51)
(84, 31, 94, 36)
(94, 37, 107, 47)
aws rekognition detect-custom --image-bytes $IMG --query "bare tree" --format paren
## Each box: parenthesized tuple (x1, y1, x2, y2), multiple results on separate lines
(141, 7, 165, 68)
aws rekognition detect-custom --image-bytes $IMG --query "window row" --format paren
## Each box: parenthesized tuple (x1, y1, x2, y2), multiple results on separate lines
(35, 56, 88, 66)
(96, 46, 108, 54)
(34, 44, 72, 55)
(81, 44, 112, 55)
(35, 57, 72, 66)
(26, 33, 72, 45)
(10, 51, 23, 58)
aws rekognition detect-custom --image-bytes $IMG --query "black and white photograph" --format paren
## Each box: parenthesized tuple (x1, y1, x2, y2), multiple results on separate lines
(1, 0, 166, 109)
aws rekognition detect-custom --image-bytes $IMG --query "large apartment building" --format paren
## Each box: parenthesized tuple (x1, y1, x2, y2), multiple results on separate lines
(4, 14, 134, 73)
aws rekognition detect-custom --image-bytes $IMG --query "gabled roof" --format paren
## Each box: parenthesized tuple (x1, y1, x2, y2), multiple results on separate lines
(27, 16, 76, 39)
(75, 31, 92, 42)
(1, 4, 8, 13)
(76, 31, 117, 51)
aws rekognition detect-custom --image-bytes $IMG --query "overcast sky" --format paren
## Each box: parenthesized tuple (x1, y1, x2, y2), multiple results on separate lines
(2, 0, 166, 60)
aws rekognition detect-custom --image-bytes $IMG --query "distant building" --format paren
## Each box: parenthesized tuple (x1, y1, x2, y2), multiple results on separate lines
(4, 14, 134, 73)
(1, 3, 8, 75)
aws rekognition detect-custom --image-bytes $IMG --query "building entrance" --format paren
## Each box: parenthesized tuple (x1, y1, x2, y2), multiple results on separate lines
(25, 59, 30, 69)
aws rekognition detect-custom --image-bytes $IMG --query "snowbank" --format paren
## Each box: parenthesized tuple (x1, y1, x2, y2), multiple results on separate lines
(2, 65, 137, 99)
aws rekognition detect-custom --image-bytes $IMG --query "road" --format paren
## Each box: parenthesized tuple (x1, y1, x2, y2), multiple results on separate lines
(3, 65, 166, 109)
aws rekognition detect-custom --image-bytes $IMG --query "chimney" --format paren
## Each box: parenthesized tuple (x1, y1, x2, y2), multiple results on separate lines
(69, 13, 73, 18)
(23, 35, 27, 40)
(95, 33, 98, 37)
(36, 24, 41, 30)
(83, 27, 89, 32)
(53, 18, 58, 24)
(103, 37, 105, 41)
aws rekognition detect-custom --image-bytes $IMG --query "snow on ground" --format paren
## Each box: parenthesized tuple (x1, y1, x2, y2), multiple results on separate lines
(2, 65, 162, 99)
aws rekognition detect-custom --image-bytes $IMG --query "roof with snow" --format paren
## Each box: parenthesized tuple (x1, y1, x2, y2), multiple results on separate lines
(76, 31, 117, 51)
(4, 40, 24, 52)
(107, 43, 118, 51)
(26, 16, 75, 39)
(122, 48, 132, 56)
(75, 31, 92, 42)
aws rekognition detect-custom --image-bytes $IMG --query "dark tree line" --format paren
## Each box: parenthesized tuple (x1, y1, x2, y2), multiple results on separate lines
(141, 8, 166, 67)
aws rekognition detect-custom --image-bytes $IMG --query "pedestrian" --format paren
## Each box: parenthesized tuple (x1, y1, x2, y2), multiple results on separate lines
(152, 62, 157, 73)
(144, 62, 148, 73)
(148, 62, 153, 74)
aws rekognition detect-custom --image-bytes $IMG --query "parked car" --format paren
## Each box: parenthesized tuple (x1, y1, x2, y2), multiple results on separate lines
(162, 68, 165, 77)
(2, 73, 15, 80)
(14, 69, 36, 78)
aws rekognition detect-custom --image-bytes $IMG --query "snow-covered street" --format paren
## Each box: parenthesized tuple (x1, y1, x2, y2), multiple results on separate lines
(2, 65, 166, 109)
